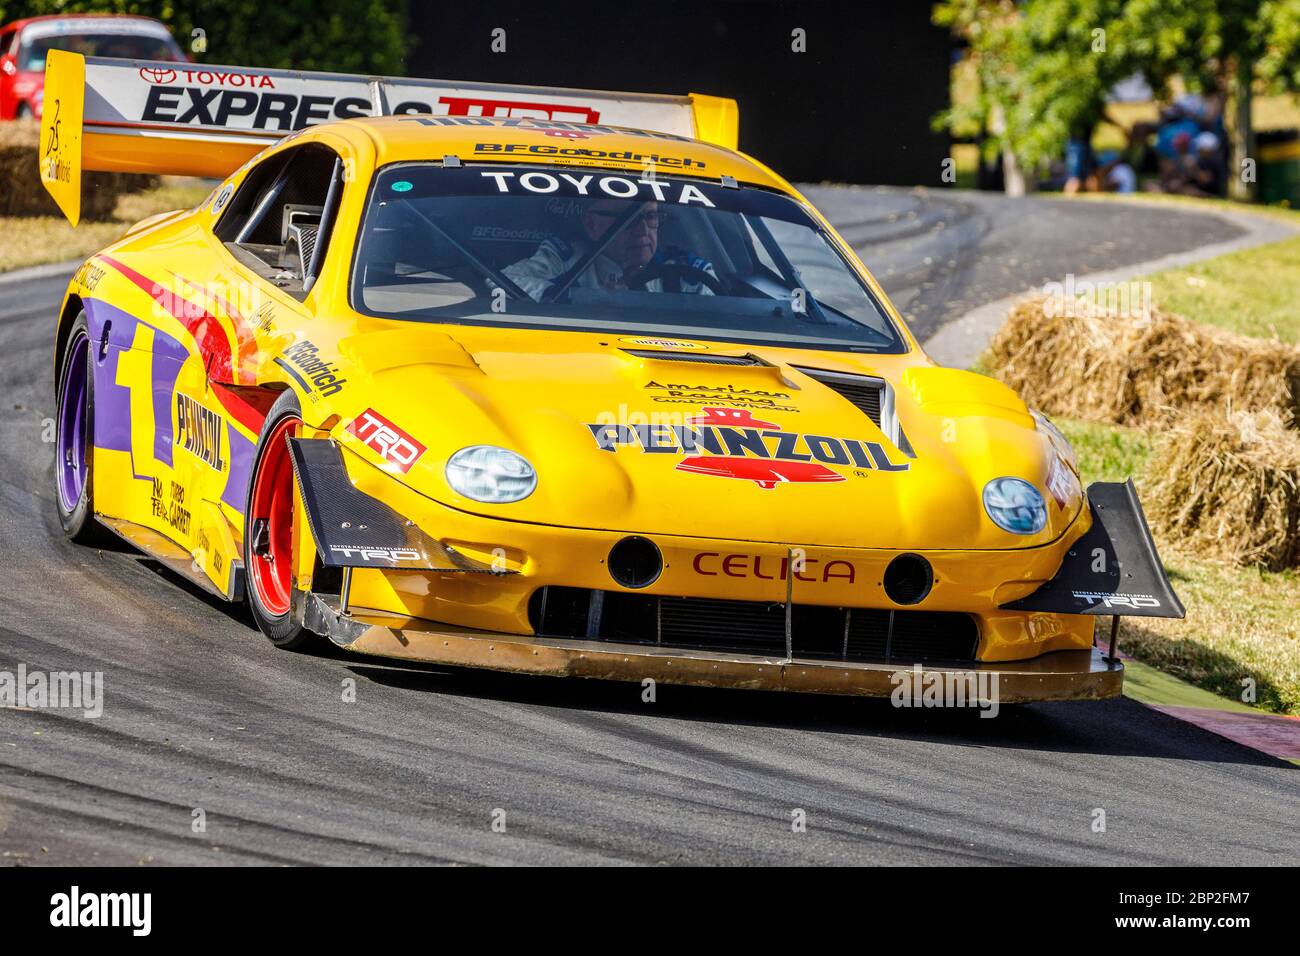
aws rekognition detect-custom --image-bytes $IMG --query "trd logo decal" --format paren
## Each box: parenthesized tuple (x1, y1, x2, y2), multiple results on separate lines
(1072, 591, 1162, 609)
(346, 409, 426, 473)
(437, 95, 600, 124)
(586, 406, 909, 489)
(330, 545, 420, 563)
(1046, 455, 1077, 508)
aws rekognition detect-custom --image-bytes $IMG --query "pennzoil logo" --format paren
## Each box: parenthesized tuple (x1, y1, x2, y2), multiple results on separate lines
(175, 394, 226, 471)
(586, 406, 909, 489)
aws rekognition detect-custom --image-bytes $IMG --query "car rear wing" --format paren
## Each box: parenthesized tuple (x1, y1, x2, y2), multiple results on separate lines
(39, 50, 739, 225)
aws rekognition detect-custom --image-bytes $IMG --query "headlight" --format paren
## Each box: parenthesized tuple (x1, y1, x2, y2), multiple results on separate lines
(446, 445, 536, 503)
(983, 477, 1047, 535)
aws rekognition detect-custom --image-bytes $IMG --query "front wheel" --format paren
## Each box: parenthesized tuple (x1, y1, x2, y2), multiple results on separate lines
(243, 390, 316, 649)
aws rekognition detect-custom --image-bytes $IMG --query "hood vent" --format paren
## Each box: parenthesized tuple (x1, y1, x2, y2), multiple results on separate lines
(623, 349, 766, 367)
(794, 366, 884, 426)
(795, 366, 915, 457)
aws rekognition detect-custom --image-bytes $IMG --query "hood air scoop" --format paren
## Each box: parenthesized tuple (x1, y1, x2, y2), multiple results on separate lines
(794, 366, 914, 457)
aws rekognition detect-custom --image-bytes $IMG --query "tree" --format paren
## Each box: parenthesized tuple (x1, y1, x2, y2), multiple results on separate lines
(0, 0, 411, 76)
(934, 0, 1300, 198)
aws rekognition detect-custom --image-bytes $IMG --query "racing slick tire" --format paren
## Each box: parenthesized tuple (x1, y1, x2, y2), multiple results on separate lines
(54, 312, 109, 545)
(244, 389, 317, 650)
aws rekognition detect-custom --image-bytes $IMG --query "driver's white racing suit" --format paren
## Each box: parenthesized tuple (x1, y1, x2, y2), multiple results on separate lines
(502, 238, 718, 301)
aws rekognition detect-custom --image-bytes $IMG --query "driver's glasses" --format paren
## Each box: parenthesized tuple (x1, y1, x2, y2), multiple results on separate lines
(588, 209, 662, 228)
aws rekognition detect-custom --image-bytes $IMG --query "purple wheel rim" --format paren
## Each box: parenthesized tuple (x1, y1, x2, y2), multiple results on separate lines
(57, 332, 90, 512)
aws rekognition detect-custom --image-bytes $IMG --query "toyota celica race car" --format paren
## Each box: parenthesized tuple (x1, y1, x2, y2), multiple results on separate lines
(39, 52, 1183, 704)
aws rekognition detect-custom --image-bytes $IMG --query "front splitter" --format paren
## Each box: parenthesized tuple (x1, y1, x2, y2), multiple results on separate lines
(299, 592, 1121, 702)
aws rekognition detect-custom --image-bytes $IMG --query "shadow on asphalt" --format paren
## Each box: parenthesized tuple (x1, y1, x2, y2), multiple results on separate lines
(341, 657, 1287, 769)
(98, 508, 1284, 773)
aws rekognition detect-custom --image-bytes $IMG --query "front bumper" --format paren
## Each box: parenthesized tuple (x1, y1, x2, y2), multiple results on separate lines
(301, 593, 1122, 702)
(288, 436, 1100, 668)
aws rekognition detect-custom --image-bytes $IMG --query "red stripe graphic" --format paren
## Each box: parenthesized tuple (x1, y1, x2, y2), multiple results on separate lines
(97, 255, 245, 385)
(209, 381, 275, 435)
(172, 273, 258, 385)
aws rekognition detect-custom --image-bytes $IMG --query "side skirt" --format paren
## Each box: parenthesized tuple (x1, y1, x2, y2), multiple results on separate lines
(98, 515, 244, 602)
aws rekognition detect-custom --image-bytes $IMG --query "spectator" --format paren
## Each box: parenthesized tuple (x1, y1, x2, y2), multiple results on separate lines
(1096, 150, 1137, 193)
(1062, 126, 1096, 194)
(1191, 131, 1225, 195)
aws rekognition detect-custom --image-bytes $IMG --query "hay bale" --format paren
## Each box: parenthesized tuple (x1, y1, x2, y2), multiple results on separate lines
(1143, 408, 1300, 569)
(0, 119, 156, 220)
(987, 296, 1300, 427)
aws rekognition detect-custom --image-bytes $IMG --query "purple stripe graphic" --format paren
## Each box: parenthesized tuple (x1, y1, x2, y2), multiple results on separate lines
(150, 333, 189, 468)
(83, 299, 137, 456)
(221, 424, 256, 513)
(83, 298, 190, 477)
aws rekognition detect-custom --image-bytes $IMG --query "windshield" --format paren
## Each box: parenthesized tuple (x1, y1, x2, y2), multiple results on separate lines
(18, 30, 181, 72)
(351, 163, 906, 353)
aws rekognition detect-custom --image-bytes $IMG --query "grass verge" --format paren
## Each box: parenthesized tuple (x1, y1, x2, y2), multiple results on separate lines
(1141, 234, 1300, 344)
(0, 181, 210, 274)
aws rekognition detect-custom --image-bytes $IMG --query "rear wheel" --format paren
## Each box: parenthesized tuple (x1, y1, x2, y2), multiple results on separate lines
(55, 313, 106, 544)
(243, 390, 315, 649)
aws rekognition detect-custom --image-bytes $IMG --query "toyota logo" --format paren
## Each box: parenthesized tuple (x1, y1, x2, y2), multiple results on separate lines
(138, 67, 178, 85)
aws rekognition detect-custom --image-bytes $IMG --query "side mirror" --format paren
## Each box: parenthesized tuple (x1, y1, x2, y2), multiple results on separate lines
(1, 56, 17, 77)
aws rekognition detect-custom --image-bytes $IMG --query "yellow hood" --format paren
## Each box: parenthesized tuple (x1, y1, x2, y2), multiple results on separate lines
(332, 325, 1083, 551)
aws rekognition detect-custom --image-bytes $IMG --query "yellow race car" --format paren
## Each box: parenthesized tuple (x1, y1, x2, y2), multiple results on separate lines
(42, 53, 1182, 703)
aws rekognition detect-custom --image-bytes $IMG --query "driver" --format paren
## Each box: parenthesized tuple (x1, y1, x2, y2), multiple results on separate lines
(503, 199, 718, 301)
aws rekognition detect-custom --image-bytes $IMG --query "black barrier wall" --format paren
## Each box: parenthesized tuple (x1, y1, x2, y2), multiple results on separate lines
(405, 1, 951, 186)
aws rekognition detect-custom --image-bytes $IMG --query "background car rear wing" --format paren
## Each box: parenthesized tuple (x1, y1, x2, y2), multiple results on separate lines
(39, 50, 739, 224)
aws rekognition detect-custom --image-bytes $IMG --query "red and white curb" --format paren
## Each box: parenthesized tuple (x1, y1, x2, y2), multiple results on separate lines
(1112, 647, 1300, 766)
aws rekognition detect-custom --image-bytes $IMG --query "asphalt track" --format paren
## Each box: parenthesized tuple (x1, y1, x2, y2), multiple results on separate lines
(1, 189, 1296, 866)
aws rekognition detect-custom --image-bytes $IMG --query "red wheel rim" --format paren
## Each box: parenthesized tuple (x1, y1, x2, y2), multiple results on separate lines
(249, 415, 300, 617)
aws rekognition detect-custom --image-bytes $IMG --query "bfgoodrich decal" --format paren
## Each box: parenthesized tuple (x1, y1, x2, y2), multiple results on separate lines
(275, 340, 347, 399)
